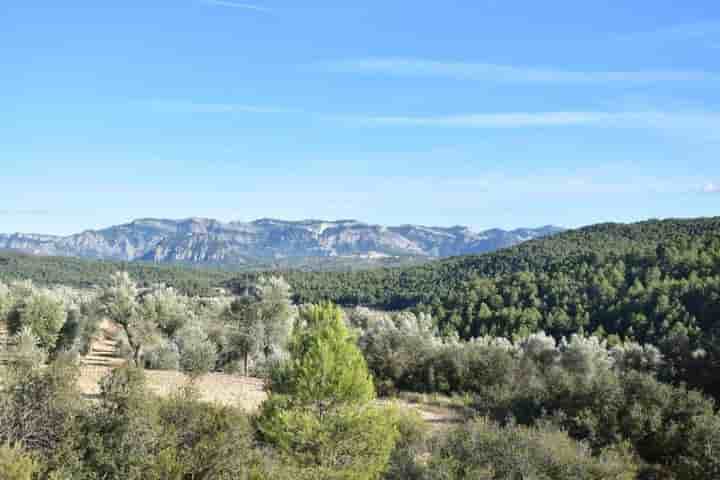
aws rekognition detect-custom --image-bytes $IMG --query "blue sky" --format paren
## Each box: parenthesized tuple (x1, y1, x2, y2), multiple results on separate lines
(2, 1, 720, 235)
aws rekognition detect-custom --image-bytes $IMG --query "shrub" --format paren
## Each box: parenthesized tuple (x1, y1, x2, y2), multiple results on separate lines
(426, 418, 638, 480)
(175, 323, 218, 379)
(179, 338, 217, 379)
(7, 328, 47, 371)
(154, 388, 262, 478)
(143, 340, 180, 370)
(8, 290, 67, 351)
(0, 355, 80, 456)
(0, 282, 12, 322)
(0, 444, 40, 480)
(259, 400, 400, 480)
(79, 366, 161, 480)
(383, 408, 429, 480)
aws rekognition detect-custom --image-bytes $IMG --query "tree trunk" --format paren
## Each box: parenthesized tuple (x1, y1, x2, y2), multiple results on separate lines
(244, 353, 249, 377)
(133, 345, 143, 367)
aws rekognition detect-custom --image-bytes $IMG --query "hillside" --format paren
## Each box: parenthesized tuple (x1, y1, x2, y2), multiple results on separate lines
(278, 217, 720, 306)
(0, 217, 562, 267)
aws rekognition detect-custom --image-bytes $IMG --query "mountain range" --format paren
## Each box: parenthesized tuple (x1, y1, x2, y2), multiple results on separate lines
(0, 218, 563, 267)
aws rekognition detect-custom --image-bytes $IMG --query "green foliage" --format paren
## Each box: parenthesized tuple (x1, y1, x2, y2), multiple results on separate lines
(224, 295, 264, 375)
(0, 444, 40, 480)
(0, 250, 233, 296)
(177, 333, 218, 380)
(74, 366, 268, 479)
(0, 281, 12, 322)
(425, 418, 638, 480)
(271, 218, 720, 400)
(99, 272, 164, 365)
(79, 366, 161, 479)
(256, 276, 294, 357)
(383, 409, 429, 480)
(152, 387, 262, 479)
(259, 401, 401, 480)
(7, 290, 67, 351)
(269, 303, 374, 410)
(0, 355, 81, 458)
(259, 303, 398, 480)
(141, 287, 189, 338)
(222, 276, 293, 375)
(142, 340, 180, 370)
(6, 328, 47, 370)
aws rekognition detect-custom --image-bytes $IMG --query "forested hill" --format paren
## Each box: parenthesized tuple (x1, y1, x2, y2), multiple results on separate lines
(0, 250, 235, 296)
(3, 216, 720, 347)
(277, 217, 720, 304)
(270, 217, 720, 345)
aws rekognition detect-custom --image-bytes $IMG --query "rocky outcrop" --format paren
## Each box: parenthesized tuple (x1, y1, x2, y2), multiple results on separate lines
(0, 218, 563, 266)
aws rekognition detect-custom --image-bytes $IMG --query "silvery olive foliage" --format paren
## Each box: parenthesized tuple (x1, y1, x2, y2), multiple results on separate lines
(355, 305, 666, 394)
(174, 320, 218, 379)
(7, 288, 68, 352)
(0, 281, 12, 321)
(8, 327, 47, 370)
(221, 275, 294, 376)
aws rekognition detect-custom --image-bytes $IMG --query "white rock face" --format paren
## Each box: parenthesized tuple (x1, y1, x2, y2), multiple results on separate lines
(0, 219, 563, 265)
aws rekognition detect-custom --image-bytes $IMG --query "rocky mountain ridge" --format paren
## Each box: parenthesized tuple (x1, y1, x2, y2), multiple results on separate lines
(0, 218, 563, 266)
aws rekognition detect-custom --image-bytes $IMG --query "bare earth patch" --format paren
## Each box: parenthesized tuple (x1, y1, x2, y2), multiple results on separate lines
(78, 318, 267, 411)
(76, 320, 462, 423)
(78, 366, 267, 411)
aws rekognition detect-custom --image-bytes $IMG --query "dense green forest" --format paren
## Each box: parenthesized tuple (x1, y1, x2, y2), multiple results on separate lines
(0, 250, 234, 296)
(265, 218, 720, 344)
(0, 250, 424, 295)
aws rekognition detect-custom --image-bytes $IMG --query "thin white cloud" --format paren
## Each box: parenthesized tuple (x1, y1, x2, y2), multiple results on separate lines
(143, 99, 720, 140)
(201, 0, 272, 13)
(342, 111, 720, 133)
(146, 100, 293, 114)
(614, 21, 720, 42)
(0, 209, 52, 216)
(703, 182, 720, 194)
(322, 58, 718, 83)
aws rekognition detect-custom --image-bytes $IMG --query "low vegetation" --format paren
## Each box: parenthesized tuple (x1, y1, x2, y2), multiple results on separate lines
(1, 217, 720, 478)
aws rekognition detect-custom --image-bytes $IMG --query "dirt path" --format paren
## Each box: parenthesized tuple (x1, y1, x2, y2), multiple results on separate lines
(11, 318, 462, 424)
(76, 319, 266, 410)
(81, 318, 126, 368)
(379, 398, 466, 431)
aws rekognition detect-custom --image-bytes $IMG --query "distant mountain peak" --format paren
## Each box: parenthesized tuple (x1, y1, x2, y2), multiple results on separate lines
(0, 218, 564, 267)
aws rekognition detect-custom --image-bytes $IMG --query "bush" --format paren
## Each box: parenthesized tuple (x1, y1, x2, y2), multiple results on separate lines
(7, 291, 67, 351)
(143, 340, 180, 370)
(426, 418, 638, 480)
(0, 282, 12, 322)
(0, 444, 40, 480)
(79, 366, 161, 480)
(154, 388, 262, 478)
(0, 355, 80, 456)
(7, 328, 47, 370)
(674, 413, 720, 480)
(175, 323, 218, 379)
(259, 400, 400, 480)
(383, 408, 429, 480)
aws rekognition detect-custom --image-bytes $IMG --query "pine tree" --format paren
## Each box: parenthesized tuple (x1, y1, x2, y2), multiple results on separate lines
(258, 303, 398, 480)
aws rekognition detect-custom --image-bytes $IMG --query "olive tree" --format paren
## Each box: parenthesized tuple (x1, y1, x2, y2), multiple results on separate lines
(0, 281, 12, 322)
(175, 322, 218, 381)
(256, 276, 293, 358)
(8, 289, 67, 352)
(223, 276, 293, 376)
(98, 272, 161, 366)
